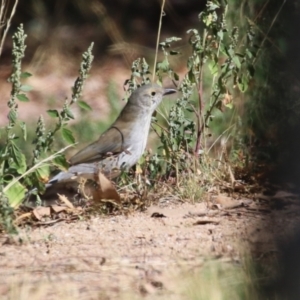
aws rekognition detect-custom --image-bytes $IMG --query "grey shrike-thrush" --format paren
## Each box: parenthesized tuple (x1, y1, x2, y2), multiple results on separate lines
(46, 83, 176, 189)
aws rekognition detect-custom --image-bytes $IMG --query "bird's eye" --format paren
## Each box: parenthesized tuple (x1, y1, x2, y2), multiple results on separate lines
(151, 91, 156, 96)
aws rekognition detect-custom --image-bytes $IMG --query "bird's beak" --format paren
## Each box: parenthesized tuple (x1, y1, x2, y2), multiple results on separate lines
(163, 88, 177, 96)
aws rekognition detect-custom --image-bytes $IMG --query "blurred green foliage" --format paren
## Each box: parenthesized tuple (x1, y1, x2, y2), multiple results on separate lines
(241, 0, 300, 181)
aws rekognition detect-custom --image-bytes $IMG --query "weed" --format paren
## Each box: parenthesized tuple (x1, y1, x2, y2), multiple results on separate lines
(1, 1, 260, 229)
(0, 24, 94, 231)
(120, 0, 259, 197)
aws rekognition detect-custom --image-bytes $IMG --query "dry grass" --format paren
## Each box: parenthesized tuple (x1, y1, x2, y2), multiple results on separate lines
(183, 259, 261, 300)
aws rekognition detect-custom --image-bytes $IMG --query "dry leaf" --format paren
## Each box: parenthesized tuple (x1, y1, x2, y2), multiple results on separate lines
(228, 165, 235, 185)
(58, 194, 74, 209)
(135, 164, 143, 175)
(33, 206, 51, 221)
(51, 205, 67, 213)
(92, 171, 121, 203)
(15, 212, 32, 224)
(215, 195, 238, 208)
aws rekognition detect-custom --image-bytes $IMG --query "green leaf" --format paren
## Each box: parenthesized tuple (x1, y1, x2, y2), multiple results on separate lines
(245, 49, 252, 59)
(25, 170, 47, 194)
(232, 56, 241, 69)
(4, 180, 27, 208)
(207, 2, 220, 11)
(188, 70, 197, 84)
(155, 77, 163, 86)
(61, 127, 75, 144)
(47, 110, 59, 118)
(10, 143, 27, 174)
(132, 71, 141, 77)
(53, 155, 69, 171)
(35, 165, 50, 182)
(78, 100, 92, 111)
(237, 76, 249, 93)
(225, 102, 233, 109)
(219, 43, 227, 55)
(208, 61, 218, 75)
(20, 85, 33, 92)
(156, 59, 169, 72)
(217, 30, 224, 40)
(19, 121, 27, 140)
(8, 110, 17, 123)
(17, 94, 30, 102)
(227, 46, 234, 58)
(20, 72, 32, 78)
(65, 108, 75, 119)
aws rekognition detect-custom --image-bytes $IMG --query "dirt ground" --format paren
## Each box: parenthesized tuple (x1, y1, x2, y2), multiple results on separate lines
(1, 61, 300, 299)
(1, 190, 300, 299)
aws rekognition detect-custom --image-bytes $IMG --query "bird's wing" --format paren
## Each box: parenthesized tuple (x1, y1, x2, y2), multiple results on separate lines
(69, 126, 125, 165)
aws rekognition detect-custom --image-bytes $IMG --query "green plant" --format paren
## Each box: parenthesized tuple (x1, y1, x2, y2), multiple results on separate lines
(124, 1, 258, 184)
(117, 1, 259, 196)
(0, 24, 94, 216)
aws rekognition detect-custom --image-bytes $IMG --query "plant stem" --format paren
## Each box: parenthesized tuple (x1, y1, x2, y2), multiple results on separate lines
(3, 144, 74, 195)
(194, 29, 207, 156)
(153, 0, 166, 82)
(0, 0, 19, 58)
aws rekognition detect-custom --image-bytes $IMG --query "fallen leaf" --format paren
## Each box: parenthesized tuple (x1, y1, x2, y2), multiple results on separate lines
(228, 165, 235, 185)
(58, 194, 74, 209)
(51, 205, 67, 213)
(215, 195, 239, 208)
(92, 171, 121, 203)
(33, 206, 51, 221)
(135, 163, 143, 175)
(15, 212, 32, 224)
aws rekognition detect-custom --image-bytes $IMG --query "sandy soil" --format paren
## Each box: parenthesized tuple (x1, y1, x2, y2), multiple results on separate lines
(1, 61, 300, 299)
(0, 191, 299, 299)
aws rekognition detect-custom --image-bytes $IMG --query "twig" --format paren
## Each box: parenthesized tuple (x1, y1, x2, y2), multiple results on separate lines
(194, 29, 207, 156)
(0, 0, 19, 58)
(153, 0, 166, 82)
(253, 0, 287, 65)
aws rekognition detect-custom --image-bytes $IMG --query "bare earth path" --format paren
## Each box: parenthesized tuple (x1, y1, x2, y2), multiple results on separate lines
(0, 192, 300, 299)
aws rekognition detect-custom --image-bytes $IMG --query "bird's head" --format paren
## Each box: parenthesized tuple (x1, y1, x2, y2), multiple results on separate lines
(128, 83, 177, 114)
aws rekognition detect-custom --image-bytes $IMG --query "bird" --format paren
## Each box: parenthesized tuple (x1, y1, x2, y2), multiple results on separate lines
(45, 83, 176, 194)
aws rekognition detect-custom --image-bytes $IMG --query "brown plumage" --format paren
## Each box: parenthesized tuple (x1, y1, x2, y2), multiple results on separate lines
(47, 83, 176, 186)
